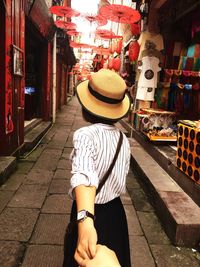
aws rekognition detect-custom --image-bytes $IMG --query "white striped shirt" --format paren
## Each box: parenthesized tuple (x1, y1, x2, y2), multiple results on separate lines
(69, 123, 130, 204)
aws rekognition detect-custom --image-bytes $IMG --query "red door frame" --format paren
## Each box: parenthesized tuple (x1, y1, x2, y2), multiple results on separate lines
(0, 0, 25, 156)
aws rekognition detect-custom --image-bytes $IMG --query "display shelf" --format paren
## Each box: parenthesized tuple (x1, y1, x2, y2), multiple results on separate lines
(143, 131, 177, 142)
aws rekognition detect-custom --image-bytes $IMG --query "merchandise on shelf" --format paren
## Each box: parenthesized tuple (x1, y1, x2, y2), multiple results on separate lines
(176, 121, 200, 184)
(136, 108, 177, 141)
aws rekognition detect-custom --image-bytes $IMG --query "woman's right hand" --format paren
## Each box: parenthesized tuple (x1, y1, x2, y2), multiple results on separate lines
(74, 218, 97, 265)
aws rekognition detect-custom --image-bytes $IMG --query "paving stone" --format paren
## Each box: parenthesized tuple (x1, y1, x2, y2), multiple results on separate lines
(124, 204, 143, 236)
(61, 151, 71, 160)
(150, 244, 200, 267)
(0, 173, 26, 191)
(65, 132, 74, 147)
(30, 214, 69, 245)
(72, 121, 90, 131)
(55, 117, 75, 126)
(48, 179, 70, 194)
(0, 208, 39, 241)
(129, 236, 155, 267)
(15, 161, 35, 174)
(24, 169, 53, 185)
(57, 159, 71, 170)
(40, 128, 56, 144)
(0, 191, 14, 213)
(47, 141, 66, 150)
(51, 131, 69, 145)
(0, 156, 17, 185)
(121, 192, 133, 205)
(21, 245, 63, 267)
(0, 241, 25, 267)
(126, 172, 141, 189)
(33, 148, 62, 170)
(137, 211, 171, 245)
(63, 147, 73, 155)
(53, 169, 71, 179)
(128, 188, 154, 212)
(22, 144, 45, 162)
(41, 194, 72, 214)
(8, 184, 48, 208)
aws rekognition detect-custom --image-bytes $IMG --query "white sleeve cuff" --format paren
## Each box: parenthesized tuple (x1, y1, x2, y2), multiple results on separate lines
(71, 172, 99, 189)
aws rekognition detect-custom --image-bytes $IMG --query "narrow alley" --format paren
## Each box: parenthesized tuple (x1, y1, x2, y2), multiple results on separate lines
(0, 97, 199, 267)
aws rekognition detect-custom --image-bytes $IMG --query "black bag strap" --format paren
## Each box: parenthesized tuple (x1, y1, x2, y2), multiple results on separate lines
(96, 131, 123, 195)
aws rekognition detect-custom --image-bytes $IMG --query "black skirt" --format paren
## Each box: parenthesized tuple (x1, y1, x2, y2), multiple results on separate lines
(62, 197, 131, 267)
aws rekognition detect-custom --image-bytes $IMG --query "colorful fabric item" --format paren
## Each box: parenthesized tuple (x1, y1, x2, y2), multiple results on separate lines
(178, 56, 187, 70)
(185, 57, 194, 70)
(164, 69, 173, 82)
(187, 45, 195, 57)
(173, 42, 182, 56)
(168, 83, 177, 111)
(172, 56, 180, 69)
(193, 58, 200, 71)
(180, 70, 191, 84)
(171, 70, 182, 83)
(194, 44, 200, 58)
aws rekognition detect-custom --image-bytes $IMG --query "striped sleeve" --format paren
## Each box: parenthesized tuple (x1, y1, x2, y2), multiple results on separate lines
(69, 129, 99, 193)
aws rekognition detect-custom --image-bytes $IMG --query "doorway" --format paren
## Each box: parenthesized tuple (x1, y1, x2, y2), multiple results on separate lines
(25, 20, 44, 123)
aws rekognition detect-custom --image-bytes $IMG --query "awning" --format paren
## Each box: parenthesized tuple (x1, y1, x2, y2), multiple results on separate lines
(28, 0, 56, 40)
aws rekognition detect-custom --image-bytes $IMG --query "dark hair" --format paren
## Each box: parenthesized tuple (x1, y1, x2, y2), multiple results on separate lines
(81, 108, 118, 125)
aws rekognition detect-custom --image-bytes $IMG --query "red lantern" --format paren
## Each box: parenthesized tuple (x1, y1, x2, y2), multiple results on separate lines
(115, 39, 123, 54)
(129, 41, 140, 62)
(130, 23, 140, 36)
(112, 58, 121, 71)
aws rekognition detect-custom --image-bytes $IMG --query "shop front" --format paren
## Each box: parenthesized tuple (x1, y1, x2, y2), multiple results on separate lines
(25, 0, 55, 124)
(0, 0, 25, 156)
(121, 0, 200, 204)
(0, 0, 54, 156)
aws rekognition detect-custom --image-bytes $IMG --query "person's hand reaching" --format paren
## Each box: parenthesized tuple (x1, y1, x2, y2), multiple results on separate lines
(74, 218, 97, 265)
(80, 244, 121, 267)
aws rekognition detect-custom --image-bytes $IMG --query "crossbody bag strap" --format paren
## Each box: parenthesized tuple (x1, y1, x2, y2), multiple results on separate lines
(96, 131, 123, 195)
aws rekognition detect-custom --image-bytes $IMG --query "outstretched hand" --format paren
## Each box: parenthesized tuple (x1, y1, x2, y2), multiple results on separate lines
(80, 244, 121, 267)
(74, 218, 97, 265)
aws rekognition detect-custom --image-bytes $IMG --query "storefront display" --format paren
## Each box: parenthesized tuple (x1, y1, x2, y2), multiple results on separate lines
(132, 108, 177, 141)
(136, 40, 162, 102)
(176, 120, 200, 184)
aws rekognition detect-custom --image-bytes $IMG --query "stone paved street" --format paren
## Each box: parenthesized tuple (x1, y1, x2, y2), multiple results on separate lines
(0, 97, 199, 267)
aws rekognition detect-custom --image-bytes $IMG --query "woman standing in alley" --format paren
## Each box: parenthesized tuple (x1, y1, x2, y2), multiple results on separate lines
(62, 69, 131, 267)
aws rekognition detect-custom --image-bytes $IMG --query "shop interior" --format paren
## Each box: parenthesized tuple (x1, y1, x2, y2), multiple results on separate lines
(24, 20, 44, 126)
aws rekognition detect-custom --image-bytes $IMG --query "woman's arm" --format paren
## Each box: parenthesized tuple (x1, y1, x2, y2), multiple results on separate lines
(74, 185, 97, 265)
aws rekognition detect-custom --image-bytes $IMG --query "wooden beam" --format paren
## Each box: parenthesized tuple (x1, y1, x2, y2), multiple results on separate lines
(153, 0, 167, 9)
(150, 0, 167, 10)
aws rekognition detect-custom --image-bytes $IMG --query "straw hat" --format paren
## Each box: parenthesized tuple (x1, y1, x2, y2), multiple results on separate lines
(76, 69, 131, 120)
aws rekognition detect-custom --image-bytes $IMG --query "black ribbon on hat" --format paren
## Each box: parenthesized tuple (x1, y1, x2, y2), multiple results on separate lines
(88, 83, 125, 104)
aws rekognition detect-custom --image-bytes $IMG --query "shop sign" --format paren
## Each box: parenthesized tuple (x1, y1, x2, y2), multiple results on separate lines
(12, 45, 24, 77)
